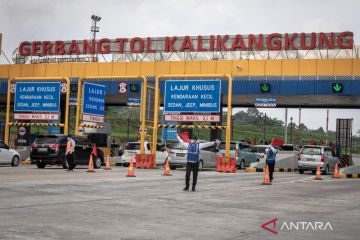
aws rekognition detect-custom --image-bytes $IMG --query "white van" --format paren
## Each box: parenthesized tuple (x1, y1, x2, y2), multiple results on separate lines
(122, 141, 168, 167)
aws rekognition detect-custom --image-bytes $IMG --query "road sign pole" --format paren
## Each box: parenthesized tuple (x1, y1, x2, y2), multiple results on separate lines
(225, 74, 232, 157)
(153, 74, 233, 159)
(5, 77, 70, 145)
(152, 76, 161, 167)
(4, 78, 12, 144)
(75, 75, 147, 141)
(140, 78, 147, 155)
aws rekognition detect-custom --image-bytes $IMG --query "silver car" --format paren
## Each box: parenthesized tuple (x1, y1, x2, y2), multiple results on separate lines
(218, 141, 258, 169)
(0, 141, 21, 167)
(298, 145, 339, 175)
(168, 143, 222, 171)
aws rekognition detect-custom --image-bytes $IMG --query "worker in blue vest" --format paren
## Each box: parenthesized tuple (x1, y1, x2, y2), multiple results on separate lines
(177, 133, 220, 191)
(265, 142, 278, 182)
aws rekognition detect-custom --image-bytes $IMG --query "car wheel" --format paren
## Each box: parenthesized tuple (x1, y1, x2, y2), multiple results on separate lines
(123, 163, 129, 167)
(198, 160, 204, 171)
(94, 156, 102, 169)
(170, 166, 177, 170)
(322, 165, 329, 175)
(11, 156, 20, 167)
(298, 169, 304, 174)
(239, 160, 245, 170)
(37, 162, 46, 168)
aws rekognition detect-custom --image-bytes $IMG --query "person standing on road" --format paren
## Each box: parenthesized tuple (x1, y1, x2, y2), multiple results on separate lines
(66, 136, 76, 171)
(177, 133, 220, 192)
(265, 142, 278, 182)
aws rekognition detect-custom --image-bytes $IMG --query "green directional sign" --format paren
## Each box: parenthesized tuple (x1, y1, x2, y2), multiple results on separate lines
(129, 84, 139, 93)
(260, 83, 270, 93)
(332, 83, 343, 93)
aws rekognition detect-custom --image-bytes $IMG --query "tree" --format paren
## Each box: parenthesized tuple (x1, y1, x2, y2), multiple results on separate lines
(315, 127, 325, 134)
(299, 123, 308, 131)
(246, 108, 260, 117)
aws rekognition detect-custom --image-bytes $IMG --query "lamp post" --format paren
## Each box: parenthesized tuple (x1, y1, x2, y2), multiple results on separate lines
(90, 15, 101, 60)
(290, 117, 293, 144)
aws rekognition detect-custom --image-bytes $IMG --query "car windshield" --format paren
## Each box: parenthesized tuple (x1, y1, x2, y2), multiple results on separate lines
(218, 142, 236, 150)
(171, 143, 186, 150)
(281, 145, 294, 151)
(35, 136, 58, 144)
(125, 143, 140, 150)
(302, 147, 322, 155)
(253, 147, 267, 153)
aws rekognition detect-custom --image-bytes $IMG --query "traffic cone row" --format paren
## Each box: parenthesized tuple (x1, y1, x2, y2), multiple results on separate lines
(314, 164, 322, 180)
(261, 165, 271, 185)
(126, 157, 136, 177)
(163, 158, 172, 176)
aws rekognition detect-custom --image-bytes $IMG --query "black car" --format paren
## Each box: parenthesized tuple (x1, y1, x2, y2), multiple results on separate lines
(30, 135, 104, 169)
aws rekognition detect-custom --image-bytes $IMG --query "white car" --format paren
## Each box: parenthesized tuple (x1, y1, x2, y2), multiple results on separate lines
(298, 145, 339, 175)
(0, 141, 21, 167)
(253, 145, 283, 161)
(122, 141, 168, 167)
(168, 142, 222, 171)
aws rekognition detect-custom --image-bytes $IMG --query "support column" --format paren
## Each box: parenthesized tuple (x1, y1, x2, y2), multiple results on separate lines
(284, 108, 288, 144)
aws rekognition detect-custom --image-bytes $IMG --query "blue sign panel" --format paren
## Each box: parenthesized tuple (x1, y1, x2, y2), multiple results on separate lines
(255, 98, 277, 108)
(82, 83, 106, 116)
(162, 122, 177, 141)
(164, 80, 221, 113)
(127, 98, 141, 107)
(14, 82, 61, 112)
(255, 98, 276, 104)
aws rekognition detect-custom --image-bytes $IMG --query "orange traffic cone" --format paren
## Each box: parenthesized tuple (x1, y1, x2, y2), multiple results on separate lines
(104, 155, 112, 170)
(126, 157, 136, 177)
(163, 158, 172, 176)
(87, 154, 96, 172)
(314, 164, 322, 180)
(333, 162, 339, 178)
(261, 165, 271, 185)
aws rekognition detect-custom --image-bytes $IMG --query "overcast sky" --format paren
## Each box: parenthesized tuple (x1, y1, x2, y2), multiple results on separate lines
(0, 0, 359, 133)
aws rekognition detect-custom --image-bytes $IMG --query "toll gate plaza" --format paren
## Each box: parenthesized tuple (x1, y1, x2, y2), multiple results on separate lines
(0, 17, 360, 240)
(0, 166, 359, 240)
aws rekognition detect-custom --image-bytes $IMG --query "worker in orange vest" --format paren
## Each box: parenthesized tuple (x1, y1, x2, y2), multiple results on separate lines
(66, 135, 76, 171)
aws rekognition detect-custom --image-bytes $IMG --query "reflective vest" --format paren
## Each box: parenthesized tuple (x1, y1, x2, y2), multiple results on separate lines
(266, 148, 276, 163)
(187, 143, 200, 163)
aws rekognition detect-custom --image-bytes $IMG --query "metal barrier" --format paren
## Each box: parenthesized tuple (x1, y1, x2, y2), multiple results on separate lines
(216, 156, 237, 173)
(135, 154, 155, 169)
(80, 124, 104, 129)
(158, 124, 226, 129)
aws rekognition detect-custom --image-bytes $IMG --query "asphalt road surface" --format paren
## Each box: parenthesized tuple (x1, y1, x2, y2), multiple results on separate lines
(0, 165, 359, 240)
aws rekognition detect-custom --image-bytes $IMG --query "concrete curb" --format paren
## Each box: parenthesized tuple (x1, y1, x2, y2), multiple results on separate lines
(339, 173, 360, 179)
(110, 163, 122, 167)
(245, 168, 298, 173)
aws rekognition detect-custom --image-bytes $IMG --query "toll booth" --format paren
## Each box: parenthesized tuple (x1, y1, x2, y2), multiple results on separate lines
(336, 119, 353, 166)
